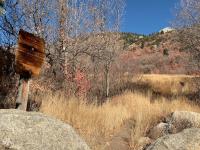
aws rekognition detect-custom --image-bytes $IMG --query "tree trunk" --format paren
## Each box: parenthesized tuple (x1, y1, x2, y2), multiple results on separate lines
(105, 65, 110, 98)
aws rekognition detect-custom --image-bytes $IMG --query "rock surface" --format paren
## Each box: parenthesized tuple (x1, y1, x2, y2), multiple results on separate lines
(148, 123, 172, 139)
(146, 111, 200, 150)
(169, 111, 200, 133)
(146, 128, 200, 150)
(148, 111, 200, 140)
(0, 109, 90, 150)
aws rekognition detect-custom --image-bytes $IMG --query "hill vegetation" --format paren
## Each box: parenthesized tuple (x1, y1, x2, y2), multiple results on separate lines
(121, 32, 145, 48)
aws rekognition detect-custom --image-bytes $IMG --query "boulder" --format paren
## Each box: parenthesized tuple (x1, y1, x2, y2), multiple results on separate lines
(169, 111, 200, 133)
(148, 123, 173, 139)
(146, 128, 200, 150)
(0, 109, 90, 150)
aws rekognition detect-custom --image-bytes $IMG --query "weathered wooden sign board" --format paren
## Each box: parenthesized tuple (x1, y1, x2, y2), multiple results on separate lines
(15, 29, 45, 111)
(15, 29, 45, 78)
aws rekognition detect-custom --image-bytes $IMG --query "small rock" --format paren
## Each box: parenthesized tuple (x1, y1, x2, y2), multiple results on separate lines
(148, 123, 173, 139)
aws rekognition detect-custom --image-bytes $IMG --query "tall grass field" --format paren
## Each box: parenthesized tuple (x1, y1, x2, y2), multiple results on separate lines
(39, 74, 200, 150)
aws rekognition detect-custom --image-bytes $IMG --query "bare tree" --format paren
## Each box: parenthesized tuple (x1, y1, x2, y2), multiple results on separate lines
(0, 0, 22, 47)
(174, 0, 200, 98)
(174, 0, 200, 71)
(0, 0, 125, 99)
(92, 0, 125, 98)
(174, 0, 200, 27)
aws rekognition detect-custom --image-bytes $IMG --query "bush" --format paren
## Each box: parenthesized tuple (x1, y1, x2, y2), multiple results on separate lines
(163, 48, 169, 56)
(160, 31, 164, 34)
(141, 41, 145, 49)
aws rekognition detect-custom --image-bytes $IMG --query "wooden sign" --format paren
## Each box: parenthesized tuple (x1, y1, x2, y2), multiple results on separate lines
(15, 29, 45, 78)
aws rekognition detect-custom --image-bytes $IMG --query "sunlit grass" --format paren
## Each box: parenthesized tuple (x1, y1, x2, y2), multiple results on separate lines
(39, 90, 200, 150)
(134, 74, 199, 95)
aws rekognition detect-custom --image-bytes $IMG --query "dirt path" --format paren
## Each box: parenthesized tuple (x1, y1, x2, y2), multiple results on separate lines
(105, 119, 135, 150)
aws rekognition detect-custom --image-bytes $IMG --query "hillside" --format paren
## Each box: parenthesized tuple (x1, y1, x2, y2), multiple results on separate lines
(121, 32, 145, 48)
(120, 30, 197, 75)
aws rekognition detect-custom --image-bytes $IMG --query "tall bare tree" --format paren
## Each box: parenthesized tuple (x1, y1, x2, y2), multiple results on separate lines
(174, 0, 200, 71)
(91, 0, 125, 98)
(174, 0, 200, 97)
(0, 0, 22, 47)
(0, 0, 125, 98)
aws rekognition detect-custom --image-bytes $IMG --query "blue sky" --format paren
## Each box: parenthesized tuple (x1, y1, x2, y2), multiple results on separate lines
(122, 0, 179, 35)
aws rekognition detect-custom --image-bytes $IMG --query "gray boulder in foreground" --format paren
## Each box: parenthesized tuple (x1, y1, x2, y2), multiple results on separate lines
(146, 128, 200, 150)
(0, 109, 90, 150)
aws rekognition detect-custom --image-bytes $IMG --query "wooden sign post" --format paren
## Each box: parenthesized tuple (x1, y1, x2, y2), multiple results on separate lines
(15, 29, 45, 111)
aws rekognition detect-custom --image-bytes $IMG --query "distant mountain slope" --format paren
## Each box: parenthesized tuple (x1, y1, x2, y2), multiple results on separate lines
(119, 30, 198, 74)
(121, 32, 145, 48)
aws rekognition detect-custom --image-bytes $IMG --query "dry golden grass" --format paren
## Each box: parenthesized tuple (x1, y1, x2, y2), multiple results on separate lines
(39, 92, 130, 149)
(134, 74, 199, 95)
(39, 91, 200, 150)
